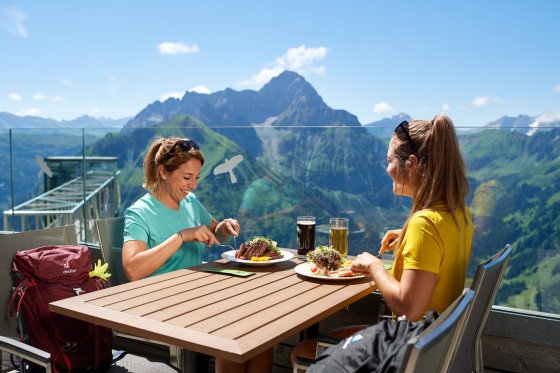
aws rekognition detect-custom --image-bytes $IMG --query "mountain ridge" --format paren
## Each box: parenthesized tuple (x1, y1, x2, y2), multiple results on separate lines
(124, 71, 361, 130)
(0, 112, 130, 129)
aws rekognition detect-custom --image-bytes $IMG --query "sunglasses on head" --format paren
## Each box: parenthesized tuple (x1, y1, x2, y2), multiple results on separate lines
(394, 120, 418, 155)
(160, 139, 200, 163)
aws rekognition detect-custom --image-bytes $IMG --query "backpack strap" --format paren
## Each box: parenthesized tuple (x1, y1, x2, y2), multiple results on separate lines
(9, 278, 36, 318)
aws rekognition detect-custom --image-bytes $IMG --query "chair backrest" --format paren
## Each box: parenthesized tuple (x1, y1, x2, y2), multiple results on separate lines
(95, 217, 127, 287)
(399, 289, 475, 373)
(0, 225, 78, 337)
(449, 244, 514, 372)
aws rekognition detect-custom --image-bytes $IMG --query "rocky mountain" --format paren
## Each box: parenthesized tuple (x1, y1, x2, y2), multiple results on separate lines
(126, 71, 360, 129)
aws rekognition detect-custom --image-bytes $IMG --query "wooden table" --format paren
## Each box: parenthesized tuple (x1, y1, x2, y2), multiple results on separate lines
(49, 256, 376, 366)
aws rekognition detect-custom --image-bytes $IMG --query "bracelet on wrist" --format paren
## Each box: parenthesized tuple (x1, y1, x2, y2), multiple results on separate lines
(177, 230, 185, 242)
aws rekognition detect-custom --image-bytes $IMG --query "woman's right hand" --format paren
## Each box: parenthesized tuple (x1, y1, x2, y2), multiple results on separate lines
(180, 225, 220, 247)
(379, 229, 401, 255)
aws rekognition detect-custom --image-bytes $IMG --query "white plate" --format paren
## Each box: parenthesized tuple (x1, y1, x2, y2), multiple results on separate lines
(221, 249, 294, 266)
(294, 262, 367, 281)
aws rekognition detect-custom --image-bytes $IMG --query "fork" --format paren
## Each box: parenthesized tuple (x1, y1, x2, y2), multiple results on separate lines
(216, 236, 239, 257)
(217, 244, 236, 251)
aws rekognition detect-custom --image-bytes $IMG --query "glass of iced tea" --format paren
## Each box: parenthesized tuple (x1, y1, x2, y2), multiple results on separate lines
(297, 216, 316, 256)
(329, 218, 349, 258)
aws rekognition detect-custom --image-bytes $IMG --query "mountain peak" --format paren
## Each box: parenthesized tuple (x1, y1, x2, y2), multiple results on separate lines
(258, 70, 321, 108)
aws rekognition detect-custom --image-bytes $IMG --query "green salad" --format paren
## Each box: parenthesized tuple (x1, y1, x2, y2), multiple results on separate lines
(307, 245, 343, 272)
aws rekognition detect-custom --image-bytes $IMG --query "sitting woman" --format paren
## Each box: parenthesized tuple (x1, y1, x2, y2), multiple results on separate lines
(292, 115, 474, 367)
(123, 136, 272, 373)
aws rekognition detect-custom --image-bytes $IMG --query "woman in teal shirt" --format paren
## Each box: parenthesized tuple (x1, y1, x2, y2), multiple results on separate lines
(123, 136, 239, 281)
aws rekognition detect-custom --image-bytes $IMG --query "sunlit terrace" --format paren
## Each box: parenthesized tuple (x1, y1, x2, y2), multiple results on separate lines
(1, 124, 559, 372)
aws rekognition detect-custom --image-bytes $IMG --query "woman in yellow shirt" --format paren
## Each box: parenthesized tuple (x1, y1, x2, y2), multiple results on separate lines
(352, 115, 473, 320)
(292, 115, 473, 368)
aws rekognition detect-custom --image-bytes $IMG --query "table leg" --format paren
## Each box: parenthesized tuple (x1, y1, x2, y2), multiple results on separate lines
(181, 349, 210, 373)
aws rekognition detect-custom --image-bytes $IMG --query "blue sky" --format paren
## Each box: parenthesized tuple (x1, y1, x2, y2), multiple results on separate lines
(1, 1, 559, 127)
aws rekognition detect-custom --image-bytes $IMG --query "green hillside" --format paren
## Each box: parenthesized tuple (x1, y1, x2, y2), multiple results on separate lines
(462, 128, 560, 312)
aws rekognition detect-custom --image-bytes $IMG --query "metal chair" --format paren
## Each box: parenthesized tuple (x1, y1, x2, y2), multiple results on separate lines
(95, 216, 127, 287)
(448, 244, 514, 373)
(397, 289, 475, 373)
(0, 225, 78, 372)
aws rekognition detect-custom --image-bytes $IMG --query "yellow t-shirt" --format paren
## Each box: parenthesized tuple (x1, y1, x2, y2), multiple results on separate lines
(390, 207, 474, 315)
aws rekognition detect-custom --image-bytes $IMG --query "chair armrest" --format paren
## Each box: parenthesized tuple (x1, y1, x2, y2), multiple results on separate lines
(0, 336, 52, 370)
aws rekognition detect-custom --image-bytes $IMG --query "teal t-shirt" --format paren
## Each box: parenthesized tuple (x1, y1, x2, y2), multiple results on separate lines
(123, 192, 213, 276)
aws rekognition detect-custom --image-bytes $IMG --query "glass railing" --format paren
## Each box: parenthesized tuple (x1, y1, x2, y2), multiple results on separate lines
(1, 123, 559, 316)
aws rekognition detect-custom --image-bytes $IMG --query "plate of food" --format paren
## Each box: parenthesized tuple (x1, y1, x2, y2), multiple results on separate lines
(221, 236, 294, 266)
(294, 245, 366, 280)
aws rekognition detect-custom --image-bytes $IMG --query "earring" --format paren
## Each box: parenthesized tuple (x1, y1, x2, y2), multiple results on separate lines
(162, 176, 166, 180)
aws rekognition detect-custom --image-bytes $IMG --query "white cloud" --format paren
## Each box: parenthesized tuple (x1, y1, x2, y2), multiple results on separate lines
(9, 92, 22, 101)
(534, 112, 560, 123)
(32, 92, 64, 102)
(372, 101, 395, 114)
(160, 91, 184, 101)
(441, 104, 451, 112)
(33, 92, 47, 100)
(157, 42, 199, 55)
(281, 45, 328, 71)
(239, 67, 284, 87)
(472, 96, 490, 107)
(89, 107, 100, 114)
(472, 96, 500, 108)
(238, 45, 328, 86)
(17, 108, 42, 117)
(0, 7, 27, 38)
(554, 84, 560, 93)
(190, 85, 210, 94)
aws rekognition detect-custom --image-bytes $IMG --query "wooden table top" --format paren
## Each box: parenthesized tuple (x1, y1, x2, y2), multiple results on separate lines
(49, 256, 377, 363)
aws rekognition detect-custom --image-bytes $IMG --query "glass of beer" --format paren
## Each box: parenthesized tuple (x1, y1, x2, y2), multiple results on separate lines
(297, 216, 316, 256)
(329, 218, 349, 258)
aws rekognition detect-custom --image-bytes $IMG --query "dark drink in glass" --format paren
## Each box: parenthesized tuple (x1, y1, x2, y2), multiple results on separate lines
(297, 216, 316, 256)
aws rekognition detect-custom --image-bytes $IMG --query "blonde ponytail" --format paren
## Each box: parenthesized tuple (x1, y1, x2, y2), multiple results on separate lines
(392, 115, 469, 248)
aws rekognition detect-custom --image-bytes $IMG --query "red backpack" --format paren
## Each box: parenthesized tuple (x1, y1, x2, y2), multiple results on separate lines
(10, 245, 113, 372)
